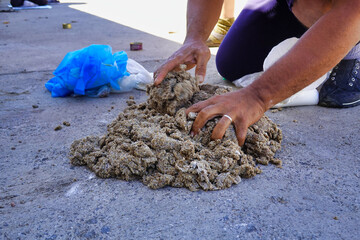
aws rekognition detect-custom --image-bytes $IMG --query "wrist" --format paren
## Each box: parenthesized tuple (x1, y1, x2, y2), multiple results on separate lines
(243, 84, 272, 112)
(184, 35, 206, 45)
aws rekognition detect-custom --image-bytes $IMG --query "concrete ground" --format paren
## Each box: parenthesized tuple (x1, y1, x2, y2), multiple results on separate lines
(1, 1, 359, 239)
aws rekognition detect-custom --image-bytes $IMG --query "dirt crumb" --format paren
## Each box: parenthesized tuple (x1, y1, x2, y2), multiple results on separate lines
(70, 70, 283, 191)
(63, 121, 71, 127)
(54, 125, 62, 131)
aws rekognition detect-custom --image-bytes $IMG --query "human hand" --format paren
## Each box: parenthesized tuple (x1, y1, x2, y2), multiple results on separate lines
(186, 87, 267, 146)
(154, 39, 211, 86)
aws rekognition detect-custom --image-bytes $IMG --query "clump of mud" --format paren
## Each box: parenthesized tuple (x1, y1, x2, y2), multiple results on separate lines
(70, 70, 282, 191)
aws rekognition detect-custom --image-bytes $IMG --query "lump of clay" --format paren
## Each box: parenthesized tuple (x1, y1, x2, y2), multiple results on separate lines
(147, 70, 199, 116)
(70, 70, 283, 191)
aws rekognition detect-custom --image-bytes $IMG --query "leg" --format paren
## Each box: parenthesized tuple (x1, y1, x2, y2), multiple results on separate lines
(220, 0, 235, 19)
(216, 0, 307, 81)
(206, 0, 235, 47)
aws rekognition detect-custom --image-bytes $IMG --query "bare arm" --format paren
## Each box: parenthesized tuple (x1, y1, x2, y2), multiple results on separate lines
(185, 0, 224, 42)
(188, 0, 360, 145)
(250, 0, 360, 109)
(154, 0, 224, 85)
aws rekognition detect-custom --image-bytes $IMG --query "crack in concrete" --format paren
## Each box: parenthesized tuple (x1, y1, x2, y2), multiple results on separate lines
(0, 70, 53, 77)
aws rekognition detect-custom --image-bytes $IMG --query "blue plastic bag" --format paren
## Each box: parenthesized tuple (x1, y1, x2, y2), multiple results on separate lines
(45, 45, 130, 97)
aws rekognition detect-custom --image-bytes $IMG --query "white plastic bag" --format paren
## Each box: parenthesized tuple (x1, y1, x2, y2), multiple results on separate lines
(112, 58, 154, 92)
(233, 37, 330, 108)
(233, 72, 263, 88)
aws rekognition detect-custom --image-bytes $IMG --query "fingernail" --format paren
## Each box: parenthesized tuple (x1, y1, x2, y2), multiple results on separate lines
(196, 75, 204, 83)
(154, 78, 159, 86)
(190, 131, 195, 137)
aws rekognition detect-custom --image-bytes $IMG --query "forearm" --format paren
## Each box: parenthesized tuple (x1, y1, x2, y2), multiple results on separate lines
(185, 0, 224, 43)
(248, 0, 360, 110)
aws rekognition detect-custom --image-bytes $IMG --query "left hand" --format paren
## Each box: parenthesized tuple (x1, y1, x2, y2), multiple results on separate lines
(153, 39, 210, 86)
(186, 87, 267, 146)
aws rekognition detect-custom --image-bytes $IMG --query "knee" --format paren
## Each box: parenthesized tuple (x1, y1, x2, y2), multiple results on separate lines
(215, 45, 248, 82)
(215, 50, 230, 80)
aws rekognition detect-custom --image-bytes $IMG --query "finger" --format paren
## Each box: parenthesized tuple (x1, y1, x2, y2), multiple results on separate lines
(154, 60, 182, 86)
(186, 98, 214, 115)
(211, 115, 233, 140)
(194, 50, 210, 83)
(234, 120, 248, 146)
(186, 95, 222, 115)
(191, 105, 222, 135)
(154, 66, 173, 86)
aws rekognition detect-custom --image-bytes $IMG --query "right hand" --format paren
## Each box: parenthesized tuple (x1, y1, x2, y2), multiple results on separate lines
(186, 86, 267, 146)
(154, 39, 211, 86)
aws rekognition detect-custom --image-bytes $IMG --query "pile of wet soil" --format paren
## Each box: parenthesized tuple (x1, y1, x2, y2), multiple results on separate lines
(70, 70, 282, 191)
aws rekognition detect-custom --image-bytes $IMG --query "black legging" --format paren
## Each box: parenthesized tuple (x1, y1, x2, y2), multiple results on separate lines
(216, 0, 307, 81)
(11, 0, 48, 7)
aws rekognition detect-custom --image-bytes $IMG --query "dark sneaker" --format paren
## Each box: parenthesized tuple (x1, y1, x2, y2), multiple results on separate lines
(319, 59, 360, 108)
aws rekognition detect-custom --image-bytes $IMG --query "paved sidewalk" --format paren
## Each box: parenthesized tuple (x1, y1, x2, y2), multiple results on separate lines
(0, 1, 359, 239)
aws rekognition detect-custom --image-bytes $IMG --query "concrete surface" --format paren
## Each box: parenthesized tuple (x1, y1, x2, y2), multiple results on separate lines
(0, 1, 359, 239)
